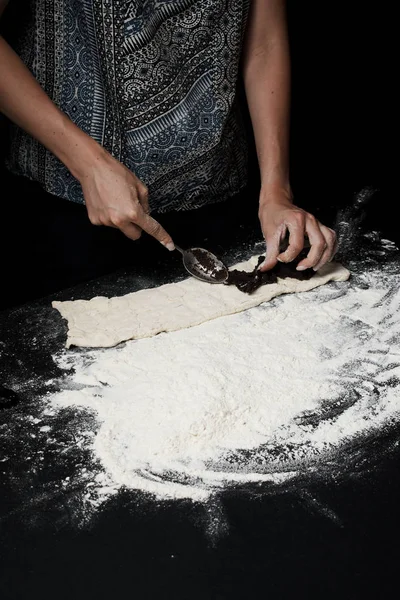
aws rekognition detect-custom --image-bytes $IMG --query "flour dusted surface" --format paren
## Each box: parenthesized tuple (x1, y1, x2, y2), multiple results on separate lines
(49, 257, 400, 502)
(52, 256, 350, 348)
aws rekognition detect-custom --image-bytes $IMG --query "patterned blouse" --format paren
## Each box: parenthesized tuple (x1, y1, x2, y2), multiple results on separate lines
(6, 0, 251, 212)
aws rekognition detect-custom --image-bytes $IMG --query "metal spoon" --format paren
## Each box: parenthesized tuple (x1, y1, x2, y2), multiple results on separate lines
(175, 246, 229, 284)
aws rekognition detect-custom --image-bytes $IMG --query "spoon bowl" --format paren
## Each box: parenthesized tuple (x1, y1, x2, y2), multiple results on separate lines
(175, 246, 229, 284)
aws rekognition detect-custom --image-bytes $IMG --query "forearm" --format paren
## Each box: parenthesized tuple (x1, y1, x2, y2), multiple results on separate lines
(242, 1, 291, 202)
(0, 34, 103, 180)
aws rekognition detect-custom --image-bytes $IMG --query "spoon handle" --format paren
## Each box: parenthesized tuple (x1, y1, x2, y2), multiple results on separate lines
(175, 245, 185, 255)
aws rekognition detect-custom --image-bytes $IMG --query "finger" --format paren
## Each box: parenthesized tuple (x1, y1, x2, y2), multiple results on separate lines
(137, 184, 150, 214)
(136, 212, 175, 250)
(311, 226, 337, 271)
(259, 226, 286, 271)
(296, 217, 327, 271)
(119, 222, 143, 241)
(277, 215, 306, 263)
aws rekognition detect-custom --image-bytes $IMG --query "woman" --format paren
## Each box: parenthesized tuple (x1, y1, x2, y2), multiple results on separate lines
(0, 0, 336, 274)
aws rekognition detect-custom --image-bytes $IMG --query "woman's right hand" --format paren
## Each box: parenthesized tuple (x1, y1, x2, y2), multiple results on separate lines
(0, 22, 174, 250)
(79, 150, 174, 248)
(0, 8, 173, 250)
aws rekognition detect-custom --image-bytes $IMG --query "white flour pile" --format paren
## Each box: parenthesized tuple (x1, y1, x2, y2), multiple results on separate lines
(46, 248, 400, 503)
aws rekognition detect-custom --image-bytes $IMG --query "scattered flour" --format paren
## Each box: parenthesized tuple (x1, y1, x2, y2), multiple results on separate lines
(47, 257, 400, 503)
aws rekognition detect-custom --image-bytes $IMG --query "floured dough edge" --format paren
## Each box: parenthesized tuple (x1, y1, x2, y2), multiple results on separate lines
(52, 256, 350, 349)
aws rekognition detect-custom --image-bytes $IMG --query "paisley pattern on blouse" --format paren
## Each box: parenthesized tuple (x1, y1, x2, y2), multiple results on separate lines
(6, 0, 250, 212)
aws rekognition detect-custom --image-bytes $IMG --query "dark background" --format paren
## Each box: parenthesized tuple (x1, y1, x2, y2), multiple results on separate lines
(1, 3, 399, 599)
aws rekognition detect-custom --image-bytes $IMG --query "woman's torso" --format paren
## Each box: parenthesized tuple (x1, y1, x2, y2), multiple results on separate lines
(7, 0, 250, 212)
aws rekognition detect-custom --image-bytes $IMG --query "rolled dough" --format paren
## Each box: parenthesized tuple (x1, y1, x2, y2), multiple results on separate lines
(52, 256, 350, 348)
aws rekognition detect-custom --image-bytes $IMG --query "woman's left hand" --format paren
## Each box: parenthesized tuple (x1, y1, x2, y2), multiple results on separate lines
(258, 187, 338, 272)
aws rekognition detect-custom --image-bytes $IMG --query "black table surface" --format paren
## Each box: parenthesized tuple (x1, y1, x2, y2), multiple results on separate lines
(1, 187, 399, 600)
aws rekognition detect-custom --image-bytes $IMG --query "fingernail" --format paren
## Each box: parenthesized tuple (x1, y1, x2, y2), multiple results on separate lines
(162, 241, 175, 251)
(258, 261, 266, 271)
(277, 257, 285, 263)
(296, 265, 307, 271)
